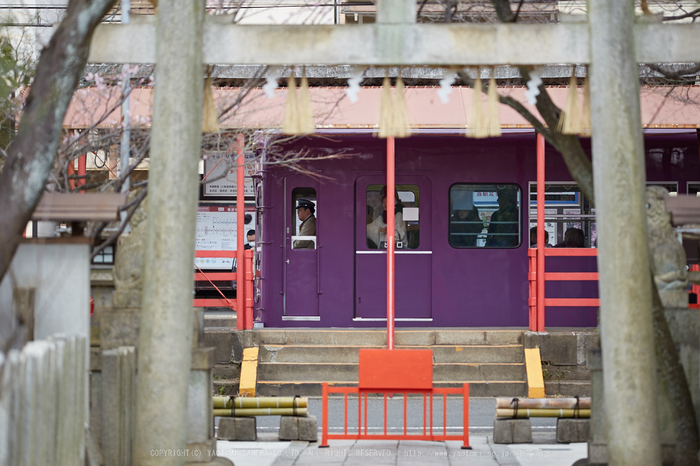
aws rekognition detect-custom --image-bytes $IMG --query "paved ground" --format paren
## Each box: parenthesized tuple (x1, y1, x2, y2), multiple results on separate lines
(213, 397, 588, 466)
(214, 434, 587, 466)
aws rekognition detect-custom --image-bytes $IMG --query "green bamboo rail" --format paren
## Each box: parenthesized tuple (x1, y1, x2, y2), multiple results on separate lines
(212, 396, 308, 409)
(213, 407, 309, 417)
(495, 397, 591, 410)
(496, 408, 590, 419)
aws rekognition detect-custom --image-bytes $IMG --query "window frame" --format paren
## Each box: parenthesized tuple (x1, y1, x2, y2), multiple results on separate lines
(449, 183, 522, 249)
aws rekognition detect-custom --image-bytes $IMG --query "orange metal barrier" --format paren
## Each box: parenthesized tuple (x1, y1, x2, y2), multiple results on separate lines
(320, 384, 470, 447)
(193, 250, 253, 316)
(528, 248, 600, 331)
(320, 349, 470, 448)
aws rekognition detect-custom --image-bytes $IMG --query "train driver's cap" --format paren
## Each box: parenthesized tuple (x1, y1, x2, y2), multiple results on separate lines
(296, 199, 314, 210)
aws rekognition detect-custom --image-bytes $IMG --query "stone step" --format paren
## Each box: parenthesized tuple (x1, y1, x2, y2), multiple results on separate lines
(258, 344, 523, 364)
(213, 378, 239, 397)
(257, 362, 525, 382)
(213, 364, 240, 380)
(542, 364, 591, 382)
(545, 380, 591, 397)
(256, 381, 527, 397)
(204, 312, 236, 329)
(257, 329, 523, 346)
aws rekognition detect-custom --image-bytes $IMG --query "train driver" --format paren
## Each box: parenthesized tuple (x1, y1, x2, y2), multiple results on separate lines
(367, 186, 406, 249)
(293, 199, 316, 249)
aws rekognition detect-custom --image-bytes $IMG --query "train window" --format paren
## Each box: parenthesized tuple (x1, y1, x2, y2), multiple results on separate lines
(366, 184, 419, 249)
(449, 184, 521, 248)
(529, 182, 678, 248)
(529, 183, 593, 248)
(688, 182, 700, 196)
(292, 188, 317, 249)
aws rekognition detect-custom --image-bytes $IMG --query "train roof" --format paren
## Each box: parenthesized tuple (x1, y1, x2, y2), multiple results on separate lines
(64, 85, 700, 130)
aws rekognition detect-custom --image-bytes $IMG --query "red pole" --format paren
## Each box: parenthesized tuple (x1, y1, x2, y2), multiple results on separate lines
(462, 384, 471, 449)
(320, 383, 329, 447)
(536, 133, 546, 332)
(67, 159, 75, 191)
(245, 250, 254, 328)
(236, 133, 246, 330)
(386, 137, 395, 350)
(78, 154, 87, 192)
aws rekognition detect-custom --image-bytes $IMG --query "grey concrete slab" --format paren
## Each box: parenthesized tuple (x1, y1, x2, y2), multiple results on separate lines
(506, 443, 587, 466)
(434, 363, 525, 382)
(445, 437, 502, 466)
(214, 435, 588, 466)
(435, 330, 524, 347)
(215, 440, 292, 466)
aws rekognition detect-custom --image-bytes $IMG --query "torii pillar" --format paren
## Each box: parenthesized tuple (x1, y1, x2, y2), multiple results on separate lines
(589, 1, 661, 463)
(132, 0, 204, 464)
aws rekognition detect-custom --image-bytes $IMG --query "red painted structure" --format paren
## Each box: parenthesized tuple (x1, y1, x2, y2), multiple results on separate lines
(528, 248, 601, 331)
(386, 137, 396, 349)
(235, 134, 247, 330)
(529, 133, 602, 330)
(320, 349, 470, 448)
(193, 249, 253, 315)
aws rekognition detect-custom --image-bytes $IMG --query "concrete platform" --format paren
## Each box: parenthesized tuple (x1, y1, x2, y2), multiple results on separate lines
(206, 327, 596, 398)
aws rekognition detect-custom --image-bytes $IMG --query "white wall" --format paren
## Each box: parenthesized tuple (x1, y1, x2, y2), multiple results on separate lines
(0, 240, 90, 346)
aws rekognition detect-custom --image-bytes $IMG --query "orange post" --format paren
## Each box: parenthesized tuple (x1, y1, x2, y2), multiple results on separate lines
(528, 249, 537, 331)
(461, 383, 471, 449)
(245, 249, 254, 328)
(235, 133, 246, 330)
(68, 159, 75, 191)
(536, 133, 546, 332)
(386, 137, 395, 350)
(78, 154, 87, 192)
(320, 383, 329, 447)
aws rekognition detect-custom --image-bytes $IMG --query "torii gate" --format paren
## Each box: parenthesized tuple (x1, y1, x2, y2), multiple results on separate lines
(88, 1, 700, 464)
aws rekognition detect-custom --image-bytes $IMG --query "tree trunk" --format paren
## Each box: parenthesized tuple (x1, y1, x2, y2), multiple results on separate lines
(0, 0, 117, 284)
(650, 271, 700, 466)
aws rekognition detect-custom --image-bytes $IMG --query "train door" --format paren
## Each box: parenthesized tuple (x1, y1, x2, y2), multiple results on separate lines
(355, 175, 432, 320)
(283, 177, 320, 319)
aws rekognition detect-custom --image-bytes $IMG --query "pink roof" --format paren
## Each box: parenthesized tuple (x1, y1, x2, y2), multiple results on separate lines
(63, 85, 700, 129)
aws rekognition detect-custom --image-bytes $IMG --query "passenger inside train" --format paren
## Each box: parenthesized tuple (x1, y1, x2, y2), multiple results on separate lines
(486, 188, 520, 247)
(367, 186, 406, 249)
(450, 189, 482, 247)
(556, 227, 585, 248)
(530, 227, 550, 248)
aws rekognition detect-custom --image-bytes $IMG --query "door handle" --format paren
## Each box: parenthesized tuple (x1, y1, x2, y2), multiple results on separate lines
(286, 259, 290, 264)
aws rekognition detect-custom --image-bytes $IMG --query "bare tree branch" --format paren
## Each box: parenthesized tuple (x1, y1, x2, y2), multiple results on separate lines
(90, 186, 147, 260)
(664, 7, 700, 22)
(457, 65, 595, 204)
(0, 0, 118, 283)
(646, 63, 700, 81)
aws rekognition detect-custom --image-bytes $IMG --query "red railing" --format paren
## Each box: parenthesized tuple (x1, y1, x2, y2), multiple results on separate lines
(193, 249, 253, 317)
(528, 247, 600, 331)
(320, 384, 470, 447)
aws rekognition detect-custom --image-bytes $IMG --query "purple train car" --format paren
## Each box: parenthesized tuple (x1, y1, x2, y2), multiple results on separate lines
(252, 130, 700, 328)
